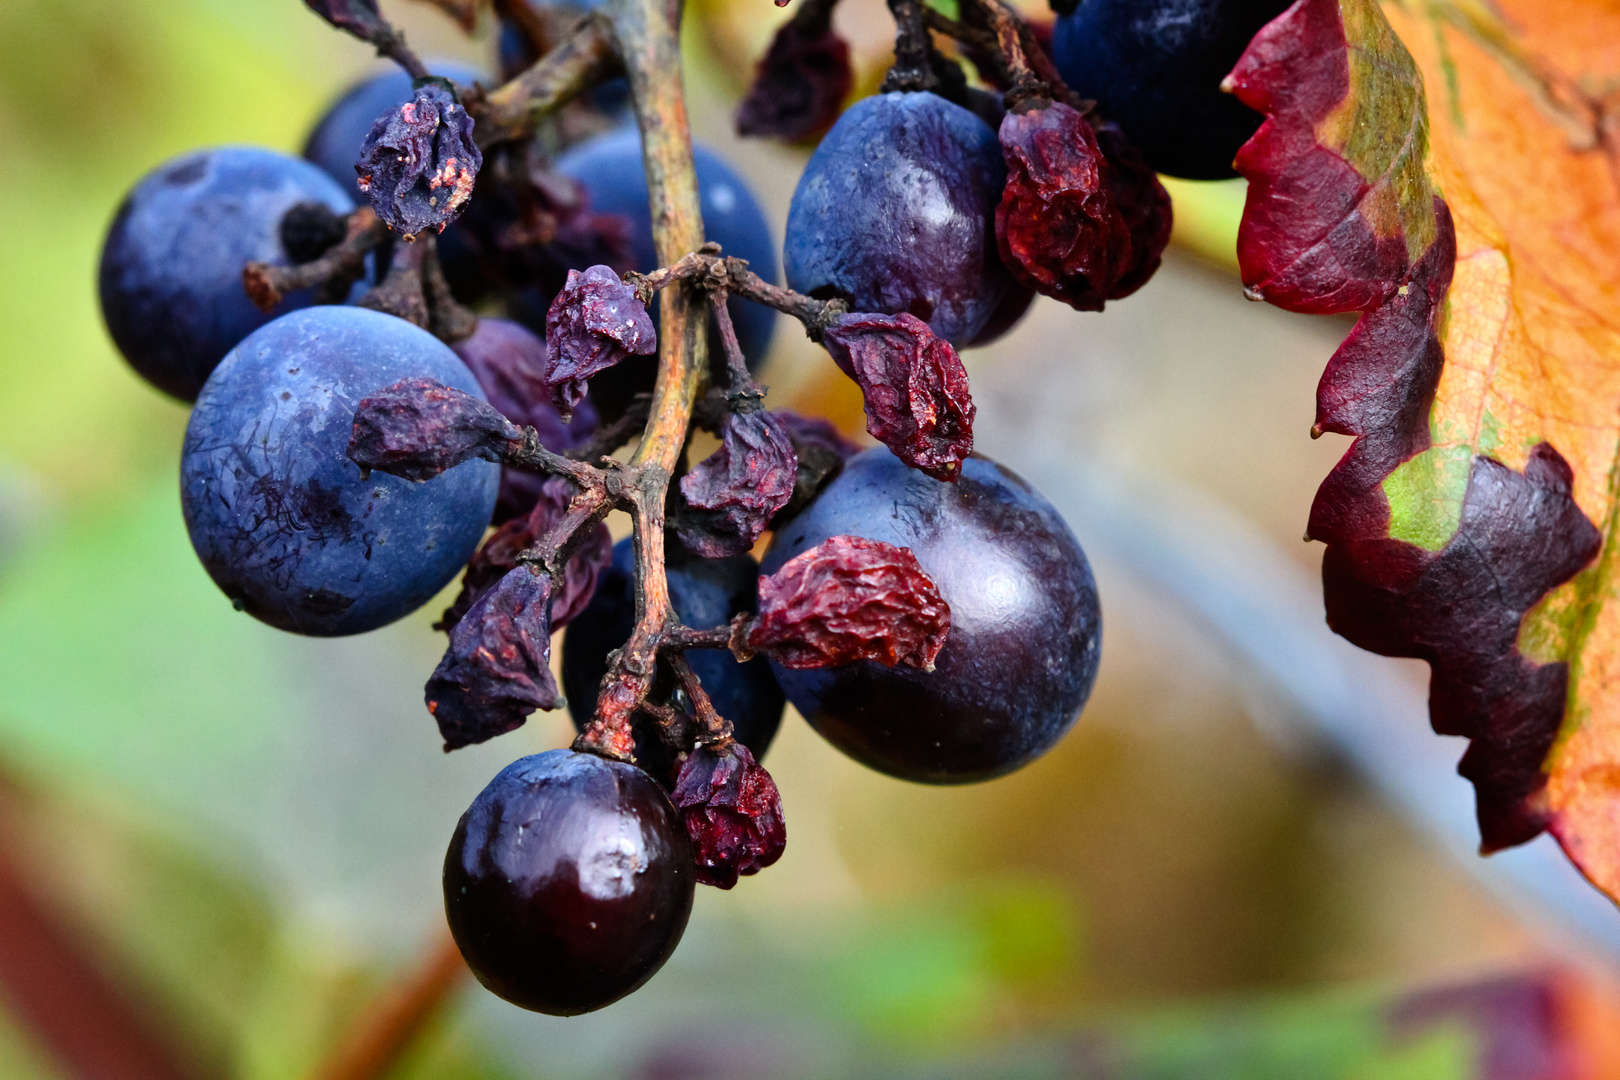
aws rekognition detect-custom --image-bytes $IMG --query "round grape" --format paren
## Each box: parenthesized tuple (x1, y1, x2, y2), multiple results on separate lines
(444, 750, 695, 1015)
(564, 538, 785, 784)
(554, 127, 779, 417)
(784, 91, 1015, 346)
(98, 146, 355, 402)
(1051, 0, 1291, 180)
(763, 447, 1101, 782)
(181, 306, 499, 636)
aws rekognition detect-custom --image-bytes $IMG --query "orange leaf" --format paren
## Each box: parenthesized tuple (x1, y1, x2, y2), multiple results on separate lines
(1232, 0, 1620, 900)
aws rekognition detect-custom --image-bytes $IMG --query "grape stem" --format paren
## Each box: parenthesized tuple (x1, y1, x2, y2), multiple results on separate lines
(881, 0, 940, 93)
(471, 14, 623, 148)
(243, 208, 386, 312)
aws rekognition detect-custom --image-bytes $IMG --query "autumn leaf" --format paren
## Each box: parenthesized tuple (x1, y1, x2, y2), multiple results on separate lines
(1229, 0, 1620, 900)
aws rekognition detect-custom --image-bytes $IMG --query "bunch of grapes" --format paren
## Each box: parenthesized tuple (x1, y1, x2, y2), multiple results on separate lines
(97, 0, 1287, 1019)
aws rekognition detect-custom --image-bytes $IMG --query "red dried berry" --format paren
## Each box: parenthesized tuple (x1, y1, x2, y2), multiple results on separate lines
(544, 265, 657, 418)
(439, 475, 611, 633)
(676, 409, 798, 558)
(1095, 120, 1173, 300)
(995, 101, 1133, 311)
(820, 312, 974, 482)
(750, 534, 950, 670)
(348, 377, 519, 482)
(735, 17, 853, 142)
(426, 566, 560, 751)
(671, 743, 786, 889)
(357, 83, 482, 240)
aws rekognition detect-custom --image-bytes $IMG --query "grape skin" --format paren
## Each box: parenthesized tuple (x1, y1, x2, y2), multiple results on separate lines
(98, 146, 355, 402)
(564, 538, 786, 783)
(784, 91, 1015, 346)
(444, 750, 694, 1015)
(763, 447, 1101, 783)
(1051, 0, 1292, 180)
(181, 306, 499, 636)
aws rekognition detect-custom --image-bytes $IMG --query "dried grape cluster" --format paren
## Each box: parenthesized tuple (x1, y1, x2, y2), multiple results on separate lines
(96, 0, 1279, 1022)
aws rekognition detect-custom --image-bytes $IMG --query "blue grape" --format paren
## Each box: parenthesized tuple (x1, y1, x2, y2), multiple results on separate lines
(1051, 0, 1291, 180)
(554, 127, 779, 416)
(784, 91, 1015, 346)
(181, 306, 499, 636)
(98, 146, 355, 402)
(763, 447, 1100, 783)
(563, 538, 785, 784)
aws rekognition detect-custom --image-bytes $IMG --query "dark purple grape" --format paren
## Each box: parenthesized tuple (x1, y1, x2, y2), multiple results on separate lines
(444, 750, 694, 1015)
(98, 146, 355, 402)
(1051, 0, 1291, 180)
(563, 538, 785, 783)
(967, 281, 1036, 348)
(784, 91, 1015, 346)
(762, 447, 1100, 783)
(552, 128, 779, 418)
(181, 306, 499, 636)
(450, 317, 598, 522)
(302, 63, 487, 297)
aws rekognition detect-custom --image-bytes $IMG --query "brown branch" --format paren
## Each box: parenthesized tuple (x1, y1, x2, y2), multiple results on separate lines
(567, 394, 653, 461)
(474, 14, 623, 147)
(358, 238, 430, 328)
(305, 932, 467, 1080)
(628, 251, 848, 339)
(243, 208, 386, 312)
(420, 234, 479, 343)
(882, 0, 940, 93)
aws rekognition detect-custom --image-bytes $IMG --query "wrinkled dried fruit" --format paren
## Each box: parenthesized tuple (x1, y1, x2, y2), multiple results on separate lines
(439, 475, 611, 633)
(772, 410, 863, 522)
(995, 102, 1133, 311)
(671, 743, 785, 888)
(348, 377, 519, 482)
(735, 18, 852, 142)
(544, 265, 657, 418)
(426, 566, 560, 751)
(1094, 121, 1173, 300)
(750, 534, 950, 669)
(357, 83, 482, 240)
(677, 410, 798, 558)
(821, 313, 973, 481)
(304, 0, 387, 38)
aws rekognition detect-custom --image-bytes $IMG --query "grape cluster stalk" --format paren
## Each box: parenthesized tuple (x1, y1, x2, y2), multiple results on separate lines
(93, 0, 1293, 1070)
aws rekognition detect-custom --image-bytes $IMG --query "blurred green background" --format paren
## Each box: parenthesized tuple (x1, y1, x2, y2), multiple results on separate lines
(1, 1, 1617, 1078)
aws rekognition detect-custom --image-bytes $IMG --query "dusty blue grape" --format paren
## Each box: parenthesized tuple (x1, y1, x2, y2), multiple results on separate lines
(181, 307, 499, 636)
(784, 91, 1014, 346)
(1051, 0, 1291, 180)
(556, 127, 779, 367)
(763, 447, 1100, 783)
(98, 146, 355, 402)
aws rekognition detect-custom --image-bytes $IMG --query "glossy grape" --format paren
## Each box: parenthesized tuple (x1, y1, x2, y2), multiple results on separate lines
(784, 91, 1015, 346)
(564, 538, 785, 783)
(181, 306, 498, 636)
(98, 146, 355, 402)
(444, 750, 694, 1015)
(1051, 0, 1291, 180)
(763, 447, 1100, 782)
(555, 128, 779, 416)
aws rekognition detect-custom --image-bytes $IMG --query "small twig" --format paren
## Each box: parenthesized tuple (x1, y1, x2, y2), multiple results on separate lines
(420, 234, 479, 343)
(493, 0, 555, 57)
(627, 251, 848, 339)
(473, 14, 624, 147)
(567, 395, 653, 461)
(358, 238, 430, 328)
(516, 480, 617, 577)
(667, 614, 756, 661)
(305, 932, 467, 1080)
(667, 651, 732, 745)
(708, 289, 763, 404)
(243, 208, 386, 312)
(882, 0, 939, 93)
